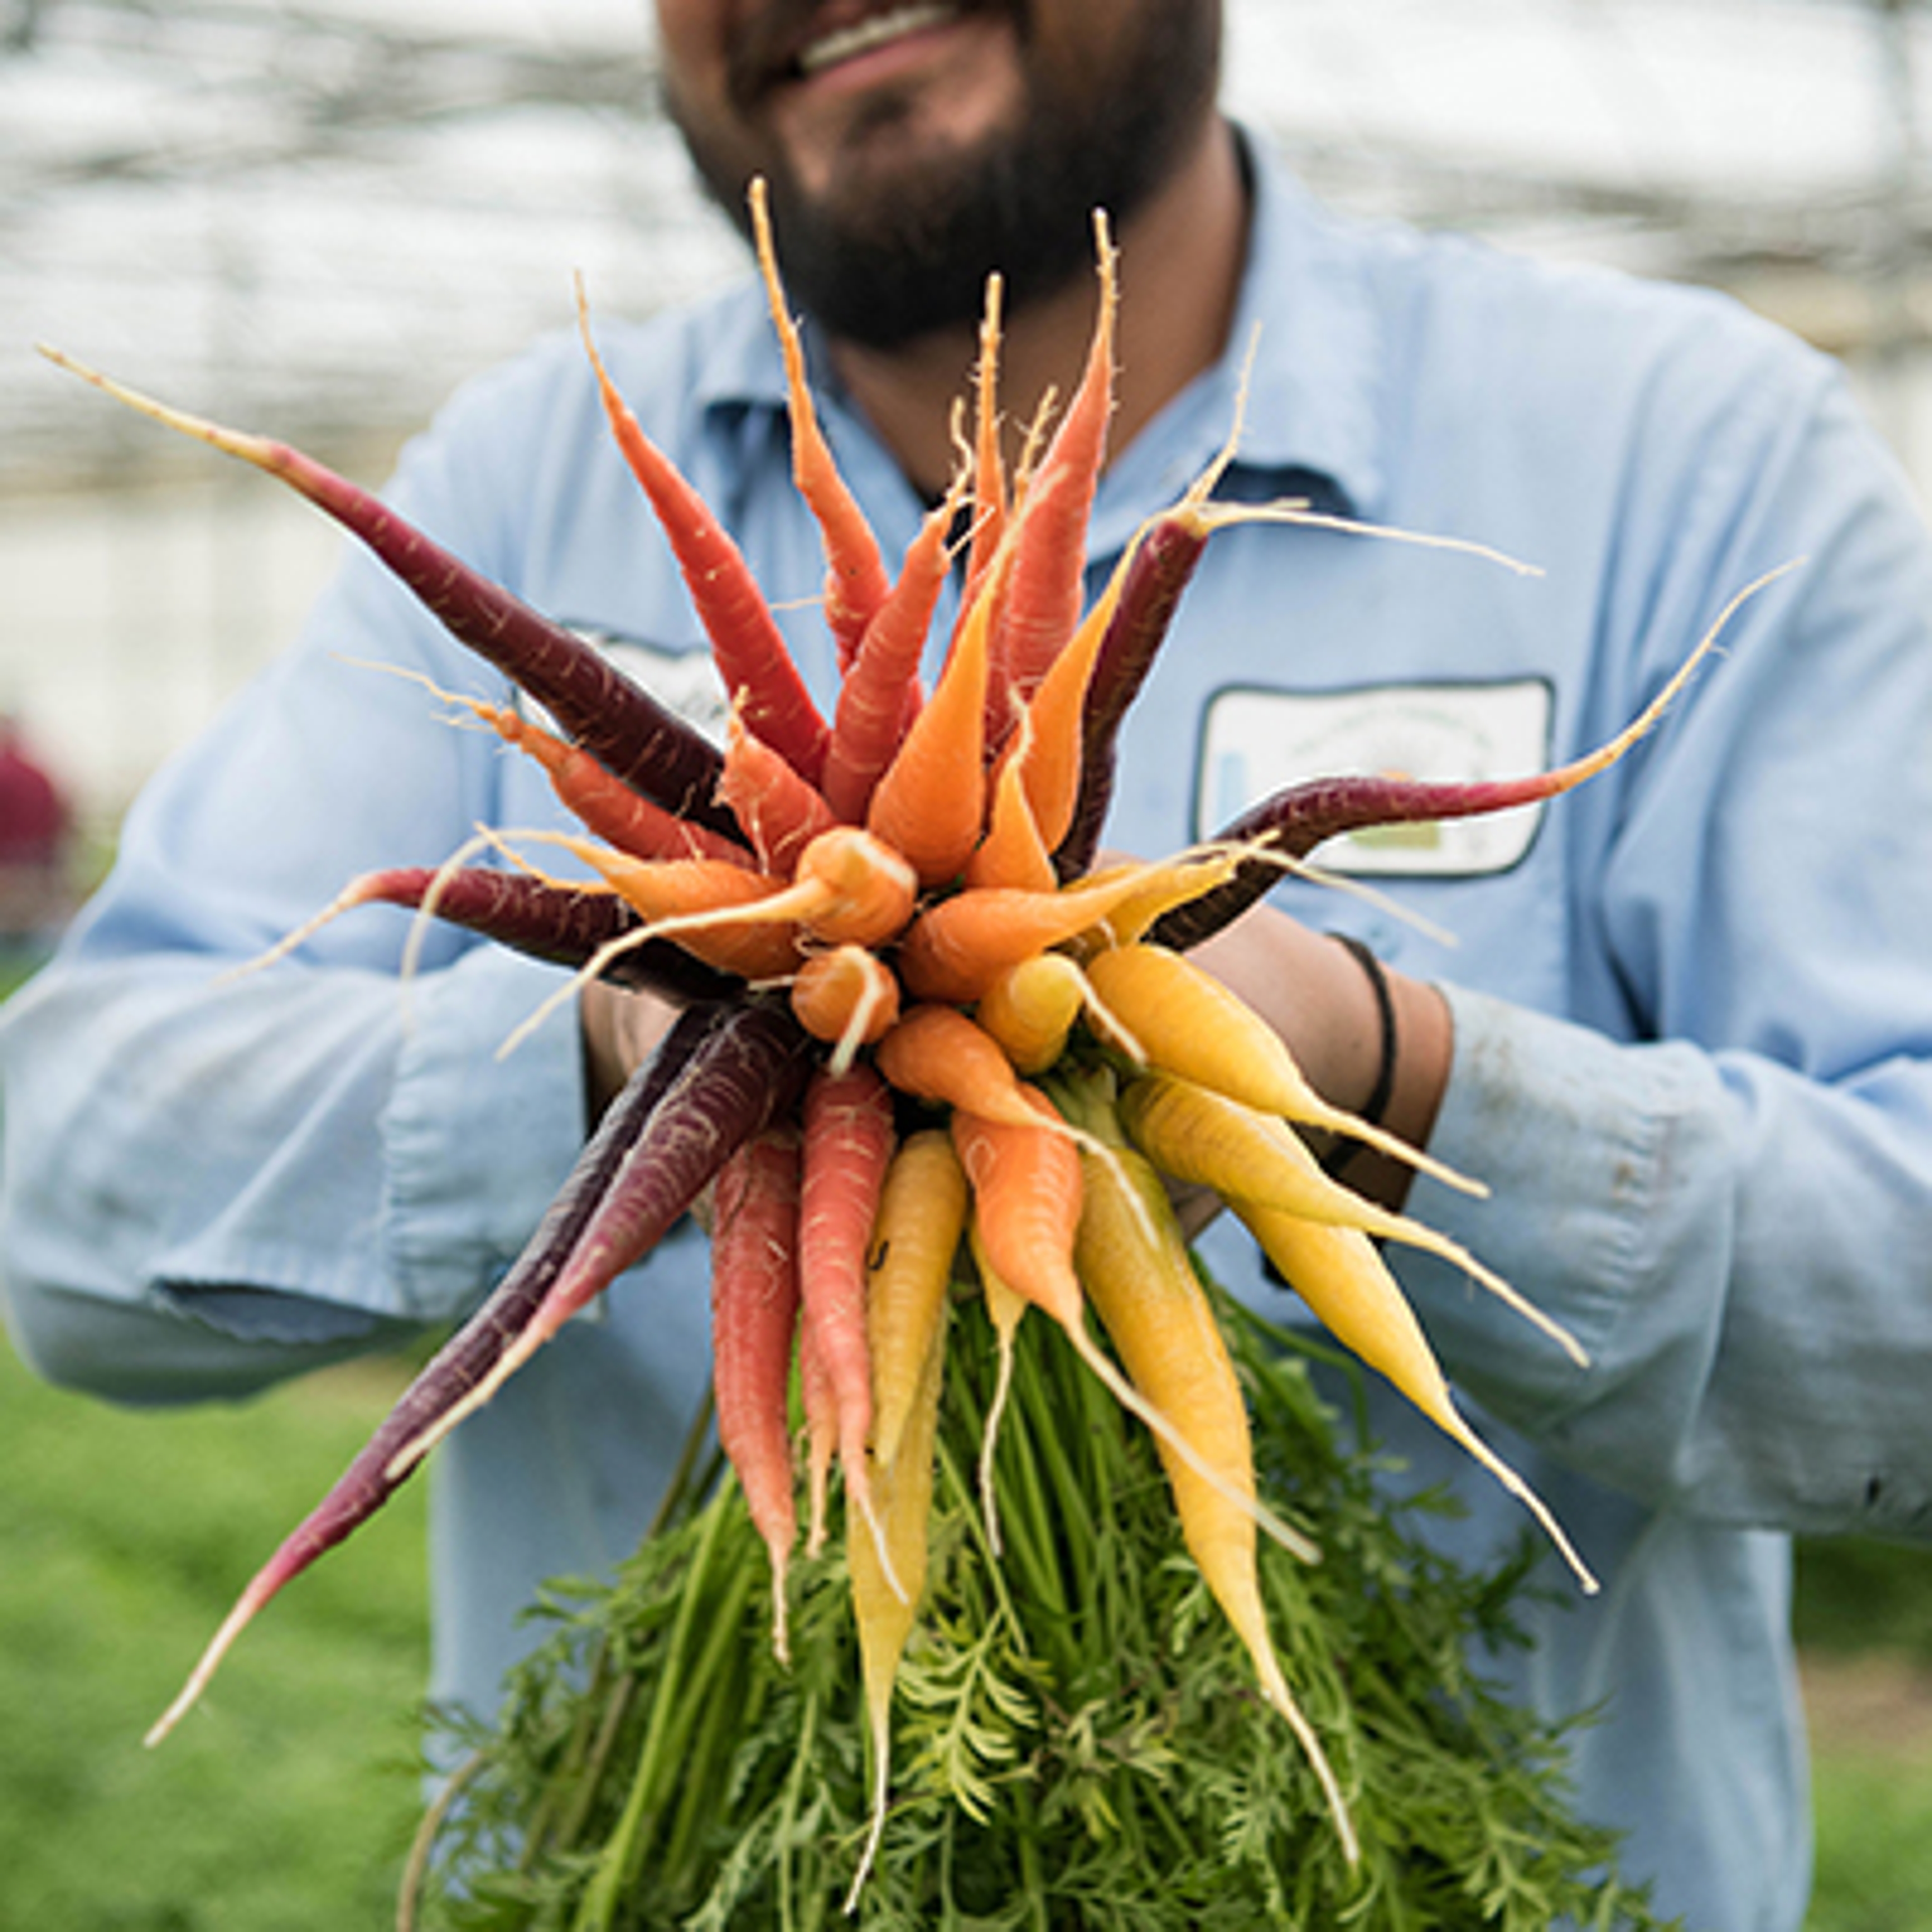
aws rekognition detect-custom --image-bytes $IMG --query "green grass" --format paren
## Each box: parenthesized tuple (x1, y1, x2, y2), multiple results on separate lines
(5, 1319, 1932, 1929)
(0, 1332, 429, 1931)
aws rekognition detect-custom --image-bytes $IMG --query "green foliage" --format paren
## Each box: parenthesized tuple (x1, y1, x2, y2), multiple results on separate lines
(0, 1337, 427, 1931)
(412, 1294, 1674, 1930)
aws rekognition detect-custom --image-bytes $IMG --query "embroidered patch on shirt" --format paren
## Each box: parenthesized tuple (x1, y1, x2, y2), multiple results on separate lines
(1195, 678, 1555, 877)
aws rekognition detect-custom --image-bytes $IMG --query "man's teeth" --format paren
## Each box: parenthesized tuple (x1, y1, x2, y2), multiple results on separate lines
(797, 4, 961, 76)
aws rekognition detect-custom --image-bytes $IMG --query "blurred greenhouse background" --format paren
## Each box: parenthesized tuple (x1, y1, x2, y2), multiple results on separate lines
(8, 0, 1932, 824)
(7, 6, 1932, 1926)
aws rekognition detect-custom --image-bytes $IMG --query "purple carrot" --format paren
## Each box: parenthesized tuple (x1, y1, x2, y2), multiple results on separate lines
(144, 1003, 731, 1745)
(379, 995, 818, 1477)
(39, 346, 737, 836)
(1154, 604, 1741, 952)
(1054, 506, 1212, 880)
(350, 864, 739, 1006)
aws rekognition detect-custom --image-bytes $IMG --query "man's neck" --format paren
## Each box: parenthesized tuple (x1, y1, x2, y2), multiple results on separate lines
(824, 116, 1251, 501)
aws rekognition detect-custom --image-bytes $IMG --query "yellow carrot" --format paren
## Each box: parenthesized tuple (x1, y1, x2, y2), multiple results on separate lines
(866, 1130, 969, 1471)
(1084, 941, 1482, 1195)
(1118, 1070, 1587, 1367)
(1233, 1194, 1597, 1594)
(974, 952, 1090, 1075)
(1073, 1107, 1357, 1864)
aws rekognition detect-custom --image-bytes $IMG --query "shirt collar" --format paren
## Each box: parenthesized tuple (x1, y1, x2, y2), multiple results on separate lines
(680, 125, 1388, 521)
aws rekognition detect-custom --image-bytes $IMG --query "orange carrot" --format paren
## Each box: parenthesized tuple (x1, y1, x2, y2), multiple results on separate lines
(865, 545, 1008, 887)
(896, 862, 1203, 1005)
(961, 272, 1009, 615)
(1118, 1070, 1587, 1366)
(382, 671, 754, 867)
(717, 705, 839, 876)
(963, 718, 1057, 894)
(576, 282, 830, 783)
(613, 825, 917, 959)
(1084, 942, 1482, 1195)
(514, 832, 802, 981)
(951, 1090, 1313, 1567)
(748, 178, 892, 673)
(1067, 1080, 1355, 1861)
(820, 478, 963, 825)
(789, 942, 901, 1071)
(710, 1127, 804, 1661)
(1233, 1192, 1597, 1594)
(799, 1062, 900, 1594)
(987, 212, 1118, 712)
(875, 1004, 1069, 1138)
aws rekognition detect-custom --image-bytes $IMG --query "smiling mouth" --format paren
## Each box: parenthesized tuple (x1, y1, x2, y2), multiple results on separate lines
(794, 3, 968, 78)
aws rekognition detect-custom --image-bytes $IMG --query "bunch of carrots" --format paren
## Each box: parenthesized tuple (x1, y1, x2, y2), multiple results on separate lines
(47, 181, 1725, 1901)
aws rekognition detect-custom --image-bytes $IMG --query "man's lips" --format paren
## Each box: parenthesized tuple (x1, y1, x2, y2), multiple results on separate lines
(794, 2, 965, 78)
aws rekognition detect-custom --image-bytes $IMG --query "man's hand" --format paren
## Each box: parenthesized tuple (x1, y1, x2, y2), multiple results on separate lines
(580, 979, 684, 1124)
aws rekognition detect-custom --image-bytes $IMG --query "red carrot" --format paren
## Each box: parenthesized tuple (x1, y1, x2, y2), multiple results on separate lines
(144, 1005, 735, 1743)
(711, 1126, 806, 1662)
(985, 212, 1118, 718)
(717, 705, 839, 876)
(798, 1062, 900, 1594)
(38, 347, 737, 837)
(574, 289, 832, 786)
(748, 178, 893, 673)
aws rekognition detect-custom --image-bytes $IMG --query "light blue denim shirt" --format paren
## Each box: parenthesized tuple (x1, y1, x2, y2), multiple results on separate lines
(11, 135, 1932, 1930)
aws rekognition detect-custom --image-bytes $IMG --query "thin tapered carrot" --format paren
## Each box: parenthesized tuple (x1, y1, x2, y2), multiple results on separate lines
(512, 832, 802, 980)
(386, 671, 755, 868)
(799, 1062, 901, 1595)
(389, 999, 819, 1482)
(951, 1091, 1316, 1567)
(799, 1311, 837, 1561)
(864, 543, 1007, 888)
(789, 942, 901, 1072)
(574, 284, 831, 785)
(717, 705, 839, 876)
(1155, 566, 1796, 952)
(41, 347, 737, 836)
(1065, 1076, 1357, 1863)
(961, 272, 1009, 615)
(1084, 942, 1483, 1195)
(1118, 1070, 1587, 1367)
(896, 856, 1223, 1005)
(710, 1127, 805, 1662)
(820, 477, 964, 825)
(986, 211, 1118, 713)
(1234, 1192, 1598, 1594)
(844, 1306, 945, 1911)
(145, 1006, 735, 1744)
(748, 177, 893, 673)
(865, 1129, 969, 1477)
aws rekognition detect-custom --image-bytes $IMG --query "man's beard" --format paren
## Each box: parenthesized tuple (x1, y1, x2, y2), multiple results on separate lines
(664, 6, 1221, 351)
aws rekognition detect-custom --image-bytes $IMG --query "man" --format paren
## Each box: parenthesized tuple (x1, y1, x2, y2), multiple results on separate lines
(8, 6, 1932, 1926)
